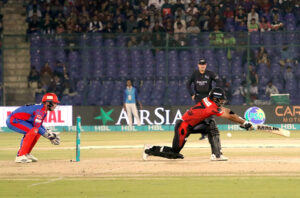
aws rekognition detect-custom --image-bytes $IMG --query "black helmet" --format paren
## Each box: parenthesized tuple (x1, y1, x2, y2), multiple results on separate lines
(208, 87, 227, 106)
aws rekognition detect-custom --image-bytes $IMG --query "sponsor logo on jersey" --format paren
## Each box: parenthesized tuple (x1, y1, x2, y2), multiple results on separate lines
(203, 97, 212, 106)
(196, 80, 207, 86)
(35, 115, 42, 123)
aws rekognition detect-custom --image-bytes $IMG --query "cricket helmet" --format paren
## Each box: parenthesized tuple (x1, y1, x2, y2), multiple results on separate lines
(208, 87, 226, 106)
(42, 93, 60, 103)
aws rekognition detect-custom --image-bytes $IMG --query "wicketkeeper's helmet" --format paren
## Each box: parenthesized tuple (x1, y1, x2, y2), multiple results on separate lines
(208, 87, 226, 106)
(42, 93, 60, 104)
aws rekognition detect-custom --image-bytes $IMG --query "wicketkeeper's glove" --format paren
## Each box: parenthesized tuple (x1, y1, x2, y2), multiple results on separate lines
(42, 129, 61, 145)
(240, 121, 253, 131)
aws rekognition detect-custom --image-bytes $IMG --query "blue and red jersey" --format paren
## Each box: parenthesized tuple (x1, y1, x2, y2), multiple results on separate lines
(7, 104, 47, 135)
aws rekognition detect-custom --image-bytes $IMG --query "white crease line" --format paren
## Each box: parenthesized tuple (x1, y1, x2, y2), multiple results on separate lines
(2, 144, 300, 152)
(29, 177, 63, 187)
(77, 144, 300, 149)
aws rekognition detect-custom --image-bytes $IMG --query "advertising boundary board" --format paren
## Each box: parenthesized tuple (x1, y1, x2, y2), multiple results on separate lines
(73, 105, 300, 126)
(0, 124, 299, 133)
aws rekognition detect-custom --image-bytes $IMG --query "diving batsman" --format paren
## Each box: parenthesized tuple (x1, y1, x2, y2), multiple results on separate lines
(143, 87, 253, 161)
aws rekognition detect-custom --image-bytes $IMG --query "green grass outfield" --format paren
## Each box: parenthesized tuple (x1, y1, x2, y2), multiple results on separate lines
(0, 131, 300, 198)
(1, 177, 300, 198)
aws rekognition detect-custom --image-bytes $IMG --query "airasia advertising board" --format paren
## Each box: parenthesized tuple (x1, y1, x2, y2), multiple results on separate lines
(0, 106, 72, 127)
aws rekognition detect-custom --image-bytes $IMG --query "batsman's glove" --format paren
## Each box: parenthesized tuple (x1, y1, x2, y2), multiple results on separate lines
(43, 129, 61, 145)
(240, 121, 253, 131)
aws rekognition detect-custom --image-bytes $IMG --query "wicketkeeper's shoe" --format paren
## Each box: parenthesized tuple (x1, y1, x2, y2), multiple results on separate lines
(15, 155, 32, 163)
(210, 154, 228, 161)
(143, 144, 153, 161)
(26, 154, 38, 162)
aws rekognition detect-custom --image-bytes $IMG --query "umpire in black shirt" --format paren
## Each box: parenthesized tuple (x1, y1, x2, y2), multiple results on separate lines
(186, 58, 224, 160)
(187, 58, 221, 103)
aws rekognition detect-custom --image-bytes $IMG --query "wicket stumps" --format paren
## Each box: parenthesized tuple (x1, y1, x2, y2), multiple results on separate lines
(76, 116, 81, 162)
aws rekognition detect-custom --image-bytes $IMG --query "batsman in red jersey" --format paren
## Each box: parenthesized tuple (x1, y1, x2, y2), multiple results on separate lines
(143, 87, 253, 161)
(6, 93, 61, 163)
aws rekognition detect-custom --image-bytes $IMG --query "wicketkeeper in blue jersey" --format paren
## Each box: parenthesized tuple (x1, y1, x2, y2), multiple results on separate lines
(6, 93, 61, 163)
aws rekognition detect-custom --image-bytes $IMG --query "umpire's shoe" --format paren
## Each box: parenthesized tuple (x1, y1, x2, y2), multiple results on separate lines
(210, 154, 228, 161)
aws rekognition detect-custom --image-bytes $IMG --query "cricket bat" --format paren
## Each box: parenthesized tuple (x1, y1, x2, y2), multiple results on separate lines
(253, 124, 290, 137)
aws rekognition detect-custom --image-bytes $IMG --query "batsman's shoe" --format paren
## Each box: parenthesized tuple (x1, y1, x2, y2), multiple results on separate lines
(15, 155, 32, 163)
(199, 135, 207, 140)
(143, 144, 153, 161)
(210, 154, 228, 161)
(26, 154, 38, 162)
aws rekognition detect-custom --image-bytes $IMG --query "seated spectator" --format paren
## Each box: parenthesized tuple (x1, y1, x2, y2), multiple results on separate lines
(271, 13, 284, 31)
(40, 62, 53, 89)
(53, 61, 67, 79)
(174, 22, 186, 46)
(172, 0, 184, 14)
(186, 2, 199, 21)
(127, 33, 139, 47)
(209, 15, 224, 31)
(165, 19, 174, 34)
(257, 52, 271, 68)
(114, 16, 126, 33)
(173, 16, 186, 31)
(235, 7, 247, 26)
(54, 12, 65, 26)
(223, 6, 234, 19)
(233, 80, 247, 102)
(126, 14, 138, 33)
(223, 32, 236, 46)
(247, 6, 259, 26)
(152, 21, 165, 32)
(258, 0, 272, 14)
(265, 81, 279, 98)
(174, 7, 186, 21)
(27, 14, 42, 34)
(259, 16, 271, 32)
(78, 16, 89, 33)
(249, 65, 259, 85)
(28, 66, 39, 88)
(48, 75, 65, 98)
(283, 66, 295, 81)
(213, 6, 222, 17)
(152, 32, 166, 52)
(56, 22, 65, 34)
(280, 46, 296, 65)
(102, 22, 114, 33)
(186, 20, 200, 34)
(27, 0, 42, 19)
(248, 18, 259, 32)
(209, 25, 224, 45)
(41, 14, 55, 34)
(220, 77, 232, 101)
(199, 10, 211, 31)
(256, 46, 267, 63)
(249, 82, 258, 103)
(89, 15, 103, 32)
(236, 21, 248, 32)
(140, 20, 151, 33)
(161, 0, 173, 18)
(148, 0, 165, 10)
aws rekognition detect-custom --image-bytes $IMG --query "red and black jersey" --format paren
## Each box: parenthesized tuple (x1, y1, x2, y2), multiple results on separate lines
(182, 97, 224, 127)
